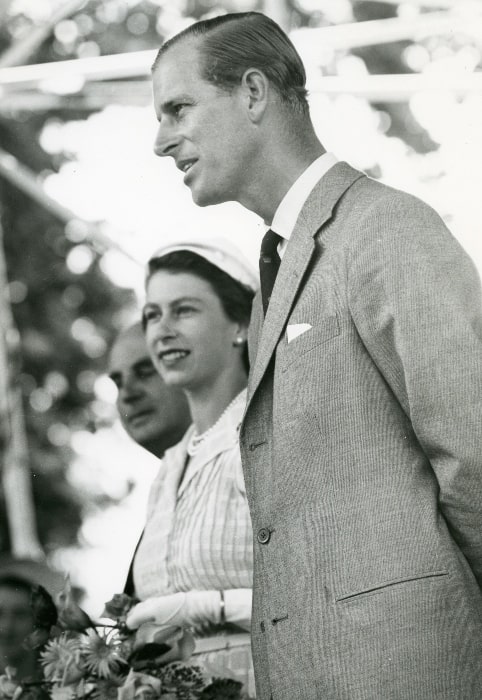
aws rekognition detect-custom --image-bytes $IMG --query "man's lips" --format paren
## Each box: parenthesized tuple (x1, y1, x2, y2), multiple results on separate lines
(177, 158, 198, 182)
(127, 408, 155, 424)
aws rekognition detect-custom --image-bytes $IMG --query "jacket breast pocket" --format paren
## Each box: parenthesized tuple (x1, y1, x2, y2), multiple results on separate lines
(281, 314, 340, 372)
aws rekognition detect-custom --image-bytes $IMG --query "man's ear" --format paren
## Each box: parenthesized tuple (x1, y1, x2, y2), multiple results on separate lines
(240, 68, 270, 123)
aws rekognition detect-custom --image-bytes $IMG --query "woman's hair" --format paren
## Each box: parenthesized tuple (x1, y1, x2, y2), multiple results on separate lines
(146, 250, 254, 369)
(153, 12, 308, 116)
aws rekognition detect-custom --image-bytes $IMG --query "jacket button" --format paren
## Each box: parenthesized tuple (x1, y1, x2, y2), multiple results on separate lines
(257, 527, 271, 544)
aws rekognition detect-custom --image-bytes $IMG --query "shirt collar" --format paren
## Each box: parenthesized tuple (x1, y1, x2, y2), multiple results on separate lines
(271, 152, 338, 242)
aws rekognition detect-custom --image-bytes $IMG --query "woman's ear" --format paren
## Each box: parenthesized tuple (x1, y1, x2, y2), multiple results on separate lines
(232, 335, 246, 347)
(232, 323, 248, 347)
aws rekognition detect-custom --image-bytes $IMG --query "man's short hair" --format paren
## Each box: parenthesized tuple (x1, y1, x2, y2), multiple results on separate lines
(0, 574, 34, 596)
(154, 12, 309, 116)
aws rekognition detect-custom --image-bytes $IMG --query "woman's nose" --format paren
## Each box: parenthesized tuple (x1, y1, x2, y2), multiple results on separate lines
(154, 315, 178, 341)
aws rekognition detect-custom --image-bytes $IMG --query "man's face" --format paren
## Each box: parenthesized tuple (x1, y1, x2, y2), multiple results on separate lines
(108, 327, 190, 456)
(152, 39, 255, 207)
(0, 586, 34, 665)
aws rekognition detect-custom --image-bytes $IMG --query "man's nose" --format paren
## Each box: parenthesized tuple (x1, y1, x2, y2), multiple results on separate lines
(119, 376, 143, 403)
(153, 120, 179, 158)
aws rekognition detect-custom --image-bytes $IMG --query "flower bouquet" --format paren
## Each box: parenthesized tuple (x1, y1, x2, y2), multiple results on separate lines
(0, 582, 250, 700)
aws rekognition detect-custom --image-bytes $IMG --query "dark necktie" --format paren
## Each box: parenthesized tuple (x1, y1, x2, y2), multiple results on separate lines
(259, 229, 282, 315)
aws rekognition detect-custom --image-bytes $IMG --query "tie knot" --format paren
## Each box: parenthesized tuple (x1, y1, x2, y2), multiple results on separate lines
(260, 229, 281, 262)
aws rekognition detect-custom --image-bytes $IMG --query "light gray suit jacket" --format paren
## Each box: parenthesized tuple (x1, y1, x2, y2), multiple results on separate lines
(240, 163, 482, 699)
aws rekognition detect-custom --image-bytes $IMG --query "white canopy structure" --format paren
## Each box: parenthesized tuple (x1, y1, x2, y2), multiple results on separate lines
(0, 9, 481, 106)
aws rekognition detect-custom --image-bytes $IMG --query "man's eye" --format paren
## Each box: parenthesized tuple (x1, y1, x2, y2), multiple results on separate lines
(137, 364, 156, 379)
(173, 103, 187, 117)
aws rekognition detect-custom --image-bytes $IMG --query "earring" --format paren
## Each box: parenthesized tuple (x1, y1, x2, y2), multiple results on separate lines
(233, 336, 245, 347)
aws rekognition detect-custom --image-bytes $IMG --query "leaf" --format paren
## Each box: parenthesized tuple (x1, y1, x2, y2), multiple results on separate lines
(101, 593, 134, 621)
(56, 577, 93, 632)
(30, 585, 58, 630)
(128, 643, 172, 671)
(199, 678, 244, 700)
(22, 628, 51, 650)
(133, 625, 181, 651)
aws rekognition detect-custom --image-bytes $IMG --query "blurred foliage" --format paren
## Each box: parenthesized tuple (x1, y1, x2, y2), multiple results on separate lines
(0, 178, 135, 554)
(0, 0, 151, 555)
(0, 0, 472, 556)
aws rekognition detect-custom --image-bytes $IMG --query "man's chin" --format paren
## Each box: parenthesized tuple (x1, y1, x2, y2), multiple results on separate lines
(127, 425, 157, 447)
(189, 185, 226, 208)
(190, 190, 212, 207)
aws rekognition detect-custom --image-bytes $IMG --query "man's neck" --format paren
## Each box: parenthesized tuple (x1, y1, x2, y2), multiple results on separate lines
(239, 133, 325, 224)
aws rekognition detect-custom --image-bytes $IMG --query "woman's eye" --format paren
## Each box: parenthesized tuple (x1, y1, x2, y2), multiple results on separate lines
(143, 309, 161, 324)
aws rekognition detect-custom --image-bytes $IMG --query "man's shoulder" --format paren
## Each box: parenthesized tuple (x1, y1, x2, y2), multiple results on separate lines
(302, 163, 433, 232)
(318, 167, 446, 244)
(341, 169, 433, 217)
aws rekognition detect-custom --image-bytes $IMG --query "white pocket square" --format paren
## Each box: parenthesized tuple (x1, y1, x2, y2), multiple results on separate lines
(286, 323, 312, 344)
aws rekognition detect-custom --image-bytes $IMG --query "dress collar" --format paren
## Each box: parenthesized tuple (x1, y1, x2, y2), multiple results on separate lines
(163, 389, 246, 498)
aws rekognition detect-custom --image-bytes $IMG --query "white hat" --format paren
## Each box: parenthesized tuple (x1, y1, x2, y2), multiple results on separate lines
(148, 238, 259, 293)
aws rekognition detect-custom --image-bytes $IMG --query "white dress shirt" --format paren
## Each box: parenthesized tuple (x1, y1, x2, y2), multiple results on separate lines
(271, 152, 338, 258)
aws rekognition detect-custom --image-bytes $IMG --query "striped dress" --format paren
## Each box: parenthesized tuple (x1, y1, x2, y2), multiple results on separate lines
(133, 390, 255, 693)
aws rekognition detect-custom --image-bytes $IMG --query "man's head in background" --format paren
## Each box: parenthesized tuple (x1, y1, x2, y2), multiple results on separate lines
(108, 322, 191, 458)
(0, 575, 35, 675)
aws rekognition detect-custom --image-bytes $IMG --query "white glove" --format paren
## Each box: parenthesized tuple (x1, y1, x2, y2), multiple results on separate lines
(223, 588, 252, 631)
(125, 589, 252, 632)
(126, 591, 219, 630)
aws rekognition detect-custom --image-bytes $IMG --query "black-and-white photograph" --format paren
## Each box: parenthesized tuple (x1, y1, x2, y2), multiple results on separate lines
(0, 1, 481, 698)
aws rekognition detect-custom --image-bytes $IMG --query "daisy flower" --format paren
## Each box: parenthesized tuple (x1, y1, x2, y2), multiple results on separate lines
(40, 634, 85, 684)
(83, 628, 127, 679)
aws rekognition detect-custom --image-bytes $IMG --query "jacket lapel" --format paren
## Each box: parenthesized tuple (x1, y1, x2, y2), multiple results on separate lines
(247, 227, 316, 404)
(247, 162, 364, 409)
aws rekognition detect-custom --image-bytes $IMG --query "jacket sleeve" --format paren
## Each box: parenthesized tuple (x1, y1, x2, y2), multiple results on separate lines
(348, 190, 482, 587)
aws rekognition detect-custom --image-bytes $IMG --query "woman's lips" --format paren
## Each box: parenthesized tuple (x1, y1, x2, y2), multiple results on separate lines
(158, 349, 190, 366)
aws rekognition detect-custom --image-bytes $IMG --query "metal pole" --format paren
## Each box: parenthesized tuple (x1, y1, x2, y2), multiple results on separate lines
(0, 208, 44, 558)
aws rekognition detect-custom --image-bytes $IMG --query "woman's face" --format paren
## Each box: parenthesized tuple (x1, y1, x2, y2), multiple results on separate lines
(143, 270, 245, 392)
